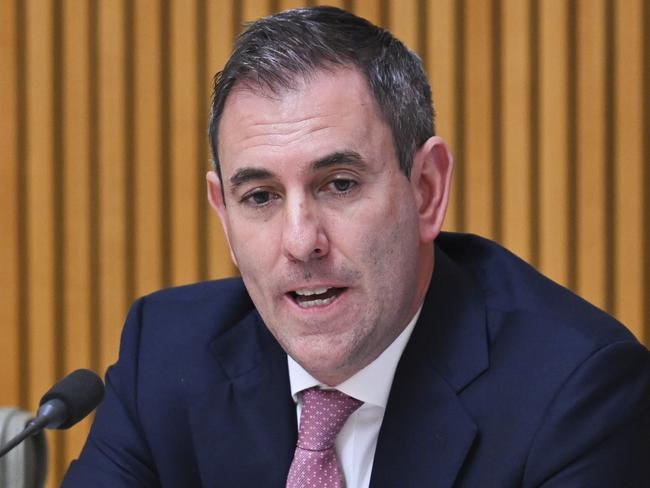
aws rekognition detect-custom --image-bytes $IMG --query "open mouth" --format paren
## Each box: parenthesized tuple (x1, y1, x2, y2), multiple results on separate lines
(289, 287, 346, 309)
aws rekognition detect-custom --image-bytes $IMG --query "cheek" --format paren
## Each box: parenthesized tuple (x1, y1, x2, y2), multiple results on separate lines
(362, 202, 421, 291)
(227, 223, 277, 282)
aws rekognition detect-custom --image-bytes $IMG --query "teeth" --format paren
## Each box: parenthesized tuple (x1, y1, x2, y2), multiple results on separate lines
(294, 287, 330, 296)
(296, 296, 337, 308)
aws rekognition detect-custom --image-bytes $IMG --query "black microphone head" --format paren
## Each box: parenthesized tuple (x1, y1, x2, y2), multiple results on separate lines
(39, 369, 105, 429)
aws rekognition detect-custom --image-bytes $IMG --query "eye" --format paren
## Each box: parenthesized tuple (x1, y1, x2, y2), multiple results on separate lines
(326, 178, 358, 195)
(241, 189, 277, 207)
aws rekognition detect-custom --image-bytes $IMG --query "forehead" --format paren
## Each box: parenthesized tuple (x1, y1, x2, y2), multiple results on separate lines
(216, 69, 393, 178)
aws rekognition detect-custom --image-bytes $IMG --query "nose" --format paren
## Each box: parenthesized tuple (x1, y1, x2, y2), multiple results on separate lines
(281, 195, 329, 262)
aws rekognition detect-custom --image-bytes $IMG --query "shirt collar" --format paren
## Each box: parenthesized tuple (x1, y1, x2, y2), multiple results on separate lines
(288, 306, 421, 408)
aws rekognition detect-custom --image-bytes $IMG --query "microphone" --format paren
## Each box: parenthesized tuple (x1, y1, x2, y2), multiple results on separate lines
(0, 369, 104, 458)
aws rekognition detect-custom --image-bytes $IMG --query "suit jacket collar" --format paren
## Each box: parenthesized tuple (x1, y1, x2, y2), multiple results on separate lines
(370, 244, 488, 488)
(188, 312, 297, 487)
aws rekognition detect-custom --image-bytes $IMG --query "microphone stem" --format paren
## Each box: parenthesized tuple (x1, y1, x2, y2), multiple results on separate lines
(0, 416, 47, 458)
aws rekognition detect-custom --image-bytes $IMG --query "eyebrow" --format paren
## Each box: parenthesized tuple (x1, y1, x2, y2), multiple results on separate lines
(229, 167, 275, 191)
(228, 150, 367, 192)
(312, 151, 367, 171)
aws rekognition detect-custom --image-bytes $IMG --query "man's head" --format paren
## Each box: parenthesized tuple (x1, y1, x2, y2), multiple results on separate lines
(207, 7, 453, 386)
(209, 6, 435, 183)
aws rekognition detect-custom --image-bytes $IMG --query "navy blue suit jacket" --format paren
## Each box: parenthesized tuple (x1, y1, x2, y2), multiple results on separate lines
(62, 233, 650, 487)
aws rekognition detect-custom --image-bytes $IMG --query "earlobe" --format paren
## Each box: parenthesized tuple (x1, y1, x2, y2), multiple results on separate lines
(206, 171, 239, 266)
(412, 136, 454, 243)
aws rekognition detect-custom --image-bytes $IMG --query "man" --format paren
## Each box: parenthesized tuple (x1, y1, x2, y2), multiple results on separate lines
(63, 7, 649, 487)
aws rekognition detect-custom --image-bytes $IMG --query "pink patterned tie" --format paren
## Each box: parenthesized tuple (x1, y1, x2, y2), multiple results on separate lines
(286, 387, 363, 488)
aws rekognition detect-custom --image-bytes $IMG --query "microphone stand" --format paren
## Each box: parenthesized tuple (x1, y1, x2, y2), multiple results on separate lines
(0, 399, 65, 458)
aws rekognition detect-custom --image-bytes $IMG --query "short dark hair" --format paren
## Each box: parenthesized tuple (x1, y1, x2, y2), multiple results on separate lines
(208, 6, 434, 184)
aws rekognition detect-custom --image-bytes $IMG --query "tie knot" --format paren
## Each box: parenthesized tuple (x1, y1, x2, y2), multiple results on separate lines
(297, 388, 363, 451)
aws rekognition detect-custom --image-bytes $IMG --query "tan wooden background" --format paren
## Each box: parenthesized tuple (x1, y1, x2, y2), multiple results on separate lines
(1, 0, 648, 485)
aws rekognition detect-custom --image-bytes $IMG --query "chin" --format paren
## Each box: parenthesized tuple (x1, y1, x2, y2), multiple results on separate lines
(292, 331, 372, 383)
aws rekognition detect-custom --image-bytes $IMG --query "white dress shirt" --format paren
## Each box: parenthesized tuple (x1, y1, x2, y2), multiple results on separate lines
(288, 307, 421, 488)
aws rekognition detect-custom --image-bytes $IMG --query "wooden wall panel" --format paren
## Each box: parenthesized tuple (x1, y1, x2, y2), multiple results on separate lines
(354, 0, 381, 26)
(427, 0, 459, 230)
(315, 0, 346, 8)
(61, 0, 93, 475)
(134, 0, 164, 297)
(501, 0, 532, 261)
(389, 0, 418, 50)
(97, 0, 127, 375)
(171, 0, 201, 285)
(241, 0, 271, 25)
(0, 0, 20, 407)
(206, 0, 238, 279)
(614, 0, 644, 340)
(24, 2, 60, 485)
(464, 0, 496, 239)
(280, 0, 308, 11)
(538, 0, 570, 286)
(25, 0, 57, 413)
(576, 0, 607, 309)
(1, 2, 649, 485)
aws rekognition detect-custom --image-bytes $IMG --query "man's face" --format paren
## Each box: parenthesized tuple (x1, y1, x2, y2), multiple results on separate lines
(209, 68, 446, 385)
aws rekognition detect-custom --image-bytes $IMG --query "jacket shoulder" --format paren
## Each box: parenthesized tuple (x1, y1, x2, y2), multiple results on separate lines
(144, 277, 248, 304)
(139, 277, 254, 329)
(436, 232, 637, 347)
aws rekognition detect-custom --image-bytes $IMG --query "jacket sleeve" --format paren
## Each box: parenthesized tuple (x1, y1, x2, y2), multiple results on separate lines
(522, 340, 650, 488)
(61, 297, 161, 488)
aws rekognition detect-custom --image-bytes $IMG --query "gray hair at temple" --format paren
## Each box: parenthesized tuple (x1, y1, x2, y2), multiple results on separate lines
(208, 6, 435, 185)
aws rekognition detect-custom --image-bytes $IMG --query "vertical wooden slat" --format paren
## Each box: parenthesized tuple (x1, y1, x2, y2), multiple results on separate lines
(14, 0, 29, 411)
(25, 2, 58, 485)
(124, 2, 136, 305)
(528, 0, 541, 267)
(452, 0, 466, 231)
(278, 0, 306, 10)
(353, 0, 381, 26)
(427, 0, 459, 231)
(645, 1, 650, 344)
(314, 0, 345, 7)
(206, 0, 238, 279)
(388, 0, 418, 50)
(87, 0, 101, 381)
(0, 0, 19, 406)
(159, 0, 172, 287)
(242, 0, 271, 24)
(538, 0, 569, 285)
(576, 0, 606, 309)
(25, 0, 56, 410)
(464, 0, 494, 238)
(134, 0, 163, 297)
(62, 0, 92, 469)
(196, 0, 209, 282)
(603, 0, 615, 315)
(170, 0, 200, 285)
(614, 0, 644, 341)
(565, 2, 578, 292)
(491, 0, 503, 242)
(501, 0, 531, 260)
(98, 0, 127, 371)
(645, 1, 650, 345)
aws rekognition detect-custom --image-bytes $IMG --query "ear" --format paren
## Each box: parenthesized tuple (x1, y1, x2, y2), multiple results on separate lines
(206, 170, 238, 266)
(410, 136, 454, 243)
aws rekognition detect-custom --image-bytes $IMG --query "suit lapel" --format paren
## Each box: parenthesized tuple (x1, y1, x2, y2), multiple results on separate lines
(369, 370, 478, 488)
(370, 246, 488, 488)
(188, 312, 297, 487)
